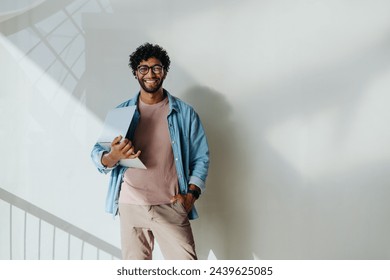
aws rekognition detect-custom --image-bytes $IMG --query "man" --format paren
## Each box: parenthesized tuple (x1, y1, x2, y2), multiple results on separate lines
(91, 43, 210, 260)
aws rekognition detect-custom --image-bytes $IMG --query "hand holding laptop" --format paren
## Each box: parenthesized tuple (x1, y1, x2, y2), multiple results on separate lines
(112, 135, 142, 159)
(101, 135, 142, 168)
(97, 105, 146, 169)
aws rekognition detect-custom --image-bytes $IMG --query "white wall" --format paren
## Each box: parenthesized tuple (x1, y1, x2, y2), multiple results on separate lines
(1, 0, 390, 259)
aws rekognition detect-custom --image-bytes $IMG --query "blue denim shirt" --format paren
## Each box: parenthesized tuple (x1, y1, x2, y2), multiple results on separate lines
(91, 90, 210, 219)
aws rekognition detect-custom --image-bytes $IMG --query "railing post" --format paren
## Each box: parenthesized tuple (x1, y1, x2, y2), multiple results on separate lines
(9, 204, 12, 260)
(24, 211, 27, 260)
(81, 241, 84, 260)
(51, 226, 56, 260)
(67, 233, 71, 260)
(38, 219, 42, 260)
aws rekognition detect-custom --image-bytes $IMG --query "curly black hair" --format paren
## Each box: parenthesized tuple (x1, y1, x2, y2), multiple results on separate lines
(129, 43, 171, 76)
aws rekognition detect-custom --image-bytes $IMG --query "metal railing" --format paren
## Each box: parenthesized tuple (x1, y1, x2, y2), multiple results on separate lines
(0, 187, 121, 260)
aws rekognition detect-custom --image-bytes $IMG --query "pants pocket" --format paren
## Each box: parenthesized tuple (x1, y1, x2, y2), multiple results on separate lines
(172, 201, 187, 215)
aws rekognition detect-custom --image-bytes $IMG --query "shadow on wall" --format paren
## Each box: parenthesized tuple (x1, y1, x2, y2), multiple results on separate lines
(240, 33, 390, 259)
(182, 86, 253, 260)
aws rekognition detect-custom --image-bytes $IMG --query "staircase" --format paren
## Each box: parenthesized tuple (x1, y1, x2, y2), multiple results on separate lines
(0, 188, 121, 260)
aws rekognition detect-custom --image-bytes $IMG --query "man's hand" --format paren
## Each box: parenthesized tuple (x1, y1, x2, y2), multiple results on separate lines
(101, 135, 141, 168)
(170, 185, 200, 213)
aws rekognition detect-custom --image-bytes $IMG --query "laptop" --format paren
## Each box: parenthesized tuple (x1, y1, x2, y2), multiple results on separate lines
(97, 105, 146, 169)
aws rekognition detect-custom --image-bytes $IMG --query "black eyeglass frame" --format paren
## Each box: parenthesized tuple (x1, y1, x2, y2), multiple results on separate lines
(137, 64, 164, 75)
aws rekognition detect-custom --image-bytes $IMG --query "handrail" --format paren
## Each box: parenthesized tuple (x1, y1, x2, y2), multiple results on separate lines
(0, 187, 121, 259)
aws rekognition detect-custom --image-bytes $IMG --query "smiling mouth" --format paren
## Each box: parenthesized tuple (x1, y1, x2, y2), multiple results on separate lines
(144, 79, 159, 84)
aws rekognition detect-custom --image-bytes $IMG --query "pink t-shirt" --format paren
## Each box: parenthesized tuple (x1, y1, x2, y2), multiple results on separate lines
(119, 96, 178, 205)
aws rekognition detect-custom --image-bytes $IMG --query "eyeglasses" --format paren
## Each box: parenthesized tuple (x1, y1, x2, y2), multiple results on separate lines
(137, 64, 163, 75)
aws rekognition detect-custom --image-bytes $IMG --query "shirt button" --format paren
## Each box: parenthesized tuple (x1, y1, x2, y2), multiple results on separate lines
(172, 141, 175, 144)
(175, 158, 178, 161)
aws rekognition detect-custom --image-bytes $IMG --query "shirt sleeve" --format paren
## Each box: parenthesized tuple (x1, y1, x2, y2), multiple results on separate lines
(188, 110, 210, 193)
(91, 143, 118, 174)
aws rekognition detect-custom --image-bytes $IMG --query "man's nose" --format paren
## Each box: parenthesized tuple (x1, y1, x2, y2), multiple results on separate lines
(145, 68, 156, 77)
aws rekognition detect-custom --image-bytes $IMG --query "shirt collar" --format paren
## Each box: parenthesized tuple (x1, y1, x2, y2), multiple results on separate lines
(133, 89, 180, 114)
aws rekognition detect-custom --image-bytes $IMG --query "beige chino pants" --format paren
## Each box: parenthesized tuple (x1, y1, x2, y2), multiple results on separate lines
(118, 203, 197, 260)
